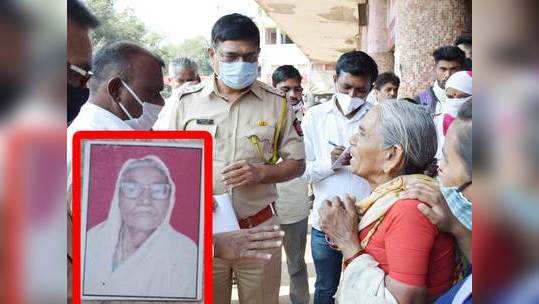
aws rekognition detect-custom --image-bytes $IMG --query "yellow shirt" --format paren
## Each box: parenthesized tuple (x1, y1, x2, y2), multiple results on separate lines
(154, 75, 305, 219)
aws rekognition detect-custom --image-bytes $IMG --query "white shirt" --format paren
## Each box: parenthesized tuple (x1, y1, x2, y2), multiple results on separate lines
(67, 103, 132, 210)
(301, 96, 372, 231)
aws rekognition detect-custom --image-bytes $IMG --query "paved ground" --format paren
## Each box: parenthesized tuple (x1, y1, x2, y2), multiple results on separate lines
(232, 219, 317, 304)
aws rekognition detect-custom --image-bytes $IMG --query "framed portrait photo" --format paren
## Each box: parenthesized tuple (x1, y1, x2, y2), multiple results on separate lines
(72, 131, 212, 303)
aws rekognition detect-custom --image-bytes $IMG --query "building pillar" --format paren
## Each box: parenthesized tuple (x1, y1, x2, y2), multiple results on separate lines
(366, 0, 394, 73)
(394, 0, 471, 98)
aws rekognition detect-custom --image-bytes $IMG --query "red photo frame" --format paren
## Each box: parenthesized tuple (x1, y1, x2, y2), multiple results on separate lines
(71, 131, 213, 303)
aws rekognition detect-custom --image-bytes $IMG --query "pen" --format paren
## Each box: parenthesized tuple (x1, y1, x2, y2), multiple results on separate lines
(328, 140, 339, 147)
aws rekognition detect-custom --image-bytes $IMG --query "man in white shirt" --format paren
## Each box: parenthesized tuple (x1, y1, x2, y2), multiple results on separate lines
(301, 51, 378, 304)
(272, 65, 311, 304)
(67, 41, 166, 210)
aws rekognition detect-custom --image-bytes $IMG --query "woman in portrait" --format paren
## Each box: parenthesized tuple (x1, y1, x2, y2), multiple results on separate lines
(84, 155, 198, 299)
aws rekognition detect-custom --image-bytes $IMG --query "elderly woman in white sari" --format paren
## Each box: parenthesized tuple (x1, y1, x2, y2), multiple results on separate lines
(84, 155, 198, 299)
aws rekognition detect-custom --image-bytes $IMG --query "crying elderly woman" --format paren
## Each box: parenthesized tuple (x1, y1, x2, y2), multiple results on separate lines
(84, 155, 198, 299)
(319, 101, 456, 304)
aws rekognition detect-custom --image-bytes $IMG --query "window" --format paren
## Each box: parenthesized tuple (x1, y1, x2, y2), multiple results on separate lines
(265, 28, 277, 45)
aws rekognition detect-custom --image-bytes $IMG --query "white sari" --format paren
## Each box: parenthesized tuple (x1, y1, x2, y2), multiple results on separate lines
(83, 155, 198, 299)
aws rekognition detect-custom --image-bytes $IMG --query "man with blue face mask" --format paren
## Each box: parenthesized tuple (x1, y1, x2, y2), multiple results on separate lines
(401, 100, 473, 304)
(154, 13, 306, 304)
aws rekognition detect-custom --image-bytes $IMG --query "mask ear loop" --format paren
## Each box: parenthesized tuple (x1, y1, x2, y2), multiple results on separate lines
(457, 181, 472, 192)
(118, 80, 144, 120)
(117, 102, 134, 120)
(120, 80, 144, 106)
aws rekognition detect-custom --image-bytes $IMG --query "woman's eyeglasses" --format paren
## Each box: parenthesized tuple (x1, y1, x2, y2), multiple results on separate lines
(119, 182, 171, 200)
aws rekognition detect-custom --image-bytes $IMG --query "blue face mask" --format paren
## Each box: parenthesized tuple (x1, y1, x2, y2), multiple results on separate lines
(218, 61, 258, 90)
(440, 181, 472, 230)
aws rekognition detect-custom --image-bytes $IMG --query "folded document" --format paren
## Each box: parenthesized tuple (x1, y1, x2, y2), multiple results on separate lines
(213, 193, 240, 234)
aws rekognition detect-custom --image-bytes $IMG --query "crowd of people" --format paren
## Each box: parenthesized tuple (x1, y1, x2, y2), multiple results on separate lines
(67, 0, 472, 303)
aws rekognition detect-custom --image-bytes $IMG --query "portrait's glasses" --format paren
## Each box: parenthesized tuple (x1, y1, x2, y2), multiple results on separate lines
(119, 182, 171, 200)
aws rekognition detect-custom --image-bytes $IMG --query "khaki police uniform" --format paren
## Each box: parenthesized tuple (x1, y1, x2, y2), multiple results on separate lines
(153, 75, 305, 304)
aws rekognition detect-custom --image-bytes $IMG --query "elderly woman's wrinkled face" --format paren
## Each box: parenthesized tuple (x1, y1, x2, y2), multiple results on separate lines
(119, 165, 171, 232)
(439, 121, 469, 187)
(349, 108, 386, 179)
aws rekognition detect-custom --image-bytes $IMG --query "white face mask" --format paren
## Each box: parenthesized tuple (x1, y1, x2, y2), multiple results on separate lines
(443, 97, 470, 117)
(335, 84, 365, 114)
(120, 80, 162, 130)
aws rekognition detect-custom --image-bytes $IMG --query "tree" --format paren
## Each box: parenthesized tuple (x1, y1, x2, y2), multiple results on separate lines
(86, 0, 213, 76)
(164, 36, 213, 76)
(86, 0, 149, 50)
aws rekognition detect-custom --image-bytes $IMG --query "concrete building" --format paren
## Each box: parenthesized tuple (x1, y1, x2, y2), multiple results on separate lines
(255, 0, 472, 98)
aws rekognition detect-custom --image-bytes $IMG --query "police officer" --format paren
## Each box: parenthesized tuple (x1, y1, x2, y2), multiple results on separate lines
(154, 13, 305, 304)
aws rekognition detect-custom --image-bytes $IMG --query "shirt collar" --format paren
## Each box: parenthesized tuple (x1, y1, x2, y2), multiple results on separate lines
(78, 102, 132, 129)
(202, 74, 263, 101)
(325, 94, 339, 113)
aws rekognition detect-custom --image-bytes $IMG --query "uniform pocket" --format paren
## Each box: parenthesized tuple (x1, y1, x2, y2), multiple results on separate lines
(238, 125, 276, 163)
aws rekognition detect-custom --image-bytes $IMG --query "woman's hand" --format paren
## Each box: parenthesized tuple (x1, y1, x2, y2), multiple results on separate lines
(319, 194, 362, 259)
(400, 178, 472, 260)
(400, 179, 465, 237)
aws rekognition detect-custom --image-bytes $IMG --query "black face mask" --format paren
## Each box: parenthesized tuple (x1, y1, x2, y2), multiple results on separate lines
(67, 84, 89, 123)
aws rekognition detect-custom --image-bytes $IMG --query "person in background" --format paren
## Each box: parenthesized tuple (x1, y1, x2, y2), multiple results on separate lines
(415, 45, 465, 113)
(301, 51, 377, 304)
(372, 72, 400, 103)
(170, 57, 200, 88)
(272, 65, 311, 304)
(434, 70, 472, 159)
(168, 57, 201, 102)
(454, 35, 472, 70)
(67, 0, 99, 124)
(401, 100, 473, 303)
(66, 1, 99, 300)
(157, 57, 201, 129)
(319, 101, 455, 304)
(153, 14, 305, 304)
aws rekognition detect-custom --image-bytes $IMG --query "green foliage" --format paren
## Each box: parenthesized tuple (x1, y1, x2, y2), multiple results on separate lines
(86, 0, 213, 75)
(86, 0, 147, 49)
(166, 36, 213, 76)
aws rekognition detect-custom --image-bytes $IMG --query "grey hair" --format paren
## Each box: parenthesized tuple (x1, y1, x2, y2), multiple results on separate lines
(456, 99, 472, 178)
(377, 100, 438, 176)
(169, 57, 198, 77)
(91, 41, 165, 90)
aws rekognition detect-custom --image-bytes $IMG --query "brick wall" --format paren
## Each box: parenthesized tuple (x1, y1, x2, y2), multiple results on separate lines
(393, 0, 472, 98)
(371, 51, 395, 74)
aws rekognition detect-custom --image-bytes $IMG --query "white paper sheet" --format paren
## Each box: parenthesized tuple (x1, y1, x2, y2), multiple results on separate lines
(331, 146, 351, 170)
(213, 193, 240, 234)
